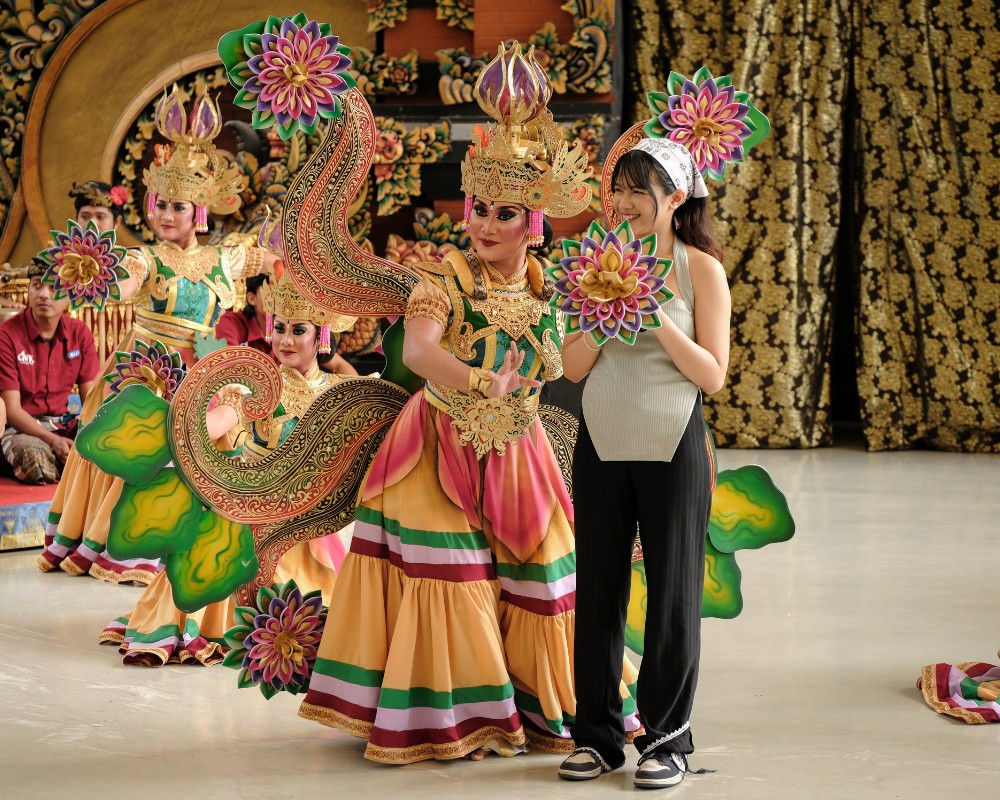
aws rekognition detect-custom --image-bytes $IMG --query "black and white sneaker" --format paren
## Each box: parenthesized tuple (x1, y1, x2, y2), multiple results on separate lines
(558, 747, 613, 780)
(633, 752, 688, 789)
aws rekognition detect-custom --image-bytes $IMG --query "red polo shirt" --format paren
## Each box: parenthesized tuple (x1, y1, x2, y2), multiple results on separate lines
(0, 309, 99, 417)
(214, 310, 276, 362)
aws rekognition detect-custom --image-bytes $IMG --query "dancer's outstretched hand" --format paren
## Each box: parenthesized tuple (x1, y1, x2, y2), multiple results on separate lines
(485, 342, 542, 397)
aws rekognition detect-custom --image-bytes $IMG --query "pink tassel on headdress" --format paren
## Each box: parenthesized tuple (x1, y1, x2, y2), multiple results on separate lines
(461, 195, 473, 231)
(265, 313, 274, 343)
(527, 209, 544, 247)
(319, 325, 332, 355)
(195, 205, 209, 234)
(145, 192, 157, 218)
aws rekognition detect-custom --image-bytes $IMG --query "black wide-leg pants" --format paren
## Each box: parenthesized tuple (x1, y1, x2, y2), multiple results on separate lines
(570, 401, 712, 767)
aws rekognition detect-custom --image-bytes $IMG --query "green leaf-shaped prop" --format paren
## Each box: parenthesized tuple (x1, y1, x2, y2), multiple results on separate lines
(107, 470, 203, 561)
(624, 464, 794, 654)
(708, 466, 795, 553)
(74, 384, 172, 484)
(165, 511, 259, 613)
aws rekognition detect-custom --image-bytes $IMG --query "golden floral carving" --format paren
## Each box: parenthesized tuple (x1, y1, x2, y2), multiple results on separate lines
(431, 385, 538, 458)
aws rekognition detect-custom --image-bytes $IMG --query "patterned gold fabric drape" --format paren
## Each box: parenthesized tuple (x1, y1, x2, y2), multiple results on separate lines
(855, 1, 999, 452)
(625, 0, 998, 451)
(626, 0, 850, 447)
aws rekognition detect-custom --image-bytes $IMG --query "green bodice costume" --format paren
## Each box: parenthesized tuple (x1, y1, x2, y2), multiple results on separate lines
(406, 249, 563, 458)
(230, 365, 339, 460)
(124, 241, 264, 351)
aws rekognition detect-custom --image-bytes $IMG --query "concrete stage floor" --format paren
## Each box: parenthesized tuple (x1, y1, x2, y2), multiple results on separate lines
(1, 435, 997, 798)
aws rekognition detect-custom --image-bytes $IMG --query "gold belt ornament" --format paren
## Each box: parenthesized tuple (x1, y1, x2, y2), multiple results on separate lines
(426, 383, 539, 458)
(133, 309, 214, 350)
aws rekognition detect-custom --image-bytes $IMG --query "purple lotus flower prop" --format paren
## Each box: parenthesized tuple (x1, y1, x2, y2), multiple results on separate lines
(38, 220, 129, 311)
(223, 580, 327, 699)
(644, 66, 771, 181)
(105, 339, 186, 401)
(219, 13, 356, 140)
(548, 220, 673, 346)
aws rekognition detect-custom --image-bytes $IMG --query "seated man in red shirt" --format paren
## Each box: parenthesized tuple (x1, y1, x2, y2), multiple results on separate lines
(0, 260, 99, 483)
(215, 273, 274, 359)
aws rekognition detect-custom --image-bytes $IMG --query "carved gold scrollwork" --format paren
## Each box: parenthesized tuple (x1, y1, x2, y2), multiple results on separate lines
(281, 87, 421, 317)
(436, 48, 488, 106)
(169, 346, 410, 524)
(0, 0, 101, 253)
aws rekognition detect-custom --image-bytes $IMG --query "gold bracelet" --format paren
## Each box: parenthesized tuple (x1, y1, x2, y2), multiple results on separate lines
(216, 386, 246, 415)
(582, 335, 602, 352)
(468, 367, 493, 397)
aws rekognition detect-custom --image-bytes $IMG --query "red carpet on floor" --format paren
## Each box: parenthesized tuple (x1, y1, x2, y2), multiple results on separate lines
(0, 476, 58, 507)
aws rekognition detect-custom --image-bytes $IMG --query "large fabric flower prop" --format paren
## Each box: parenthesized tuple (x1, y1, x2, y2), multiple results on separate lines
(223, 580, 327, 699)
(219, 13, 356, 140)
(38, 219, 128, 310)
(644, 66, 771, 181)
(625, 464, 795, 655)
(549, 219, 672, 346)
(106, 339, 186, 402)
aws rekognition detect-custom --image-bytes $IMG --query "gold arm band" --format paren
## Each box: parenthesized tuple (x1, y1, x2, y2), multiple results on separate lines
(404, 295, 450, 329)
(215, 385, 247, 417)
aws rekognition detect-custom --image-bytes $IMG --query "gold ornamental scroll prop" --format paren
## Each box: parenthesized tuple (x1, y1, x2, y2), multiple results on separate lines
(168, 347, 409, 525)
(281, 86, 422, 317)
(600, 122, 646, 226)
(236, 494, 358, 608)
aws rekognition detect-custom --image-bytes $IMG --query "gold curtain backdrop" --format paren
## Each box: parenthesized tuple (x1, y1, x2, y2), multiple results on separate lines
(627, 0, 850, 448)
(855, 0, 999, 452)
(626, 0, 998, 452)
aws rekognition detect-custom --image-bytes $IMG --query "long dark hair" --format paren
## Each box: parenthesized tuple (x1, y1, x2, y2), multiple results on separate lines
(610, 150, 723, 262)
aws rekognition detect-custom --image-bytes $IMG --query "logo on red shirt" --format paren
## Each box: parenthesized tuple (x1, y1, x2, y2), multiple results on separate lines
(17, 350, 34, 366)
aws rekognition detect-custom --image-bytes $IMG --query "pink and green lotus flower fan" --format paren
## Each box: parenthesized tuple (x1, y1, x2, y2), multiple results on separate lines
(644, 65, 771, 182)
(223, 580, 328, 699)
(38, 219, 129, 311)
(218, 12, 356, 140)
(548, 219, 673, 347)
(105, 339, 186, 402)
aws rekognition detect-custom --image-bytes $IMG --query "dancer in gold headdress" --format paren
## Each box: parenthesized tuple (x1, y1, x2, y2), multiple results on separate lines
(38, 87, 274, 584)
(296, 42, 640, 764)
(99, 271, 353, 665)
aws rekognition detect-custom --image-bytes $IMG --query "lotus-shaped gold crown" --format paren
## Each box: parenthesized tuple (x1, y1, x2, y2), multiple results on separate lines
(461, 42, 591, 218)
(260, 271, 356, 334)
(142, 86, 245, 217)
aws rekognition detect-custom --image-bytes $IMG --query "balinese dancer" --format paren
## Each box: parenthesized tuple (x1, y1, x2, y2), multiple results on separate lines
(106, 24, 792, 770)
(99, 271, 355, 666)
(38, 87, 273, 584)
(296, 42, 640, 763)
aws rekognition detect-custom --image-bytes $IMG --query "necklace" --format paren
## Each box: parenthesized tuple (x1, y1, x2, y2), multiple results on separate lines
(482, 257, 528, 289)
(278, 363, 333, 419)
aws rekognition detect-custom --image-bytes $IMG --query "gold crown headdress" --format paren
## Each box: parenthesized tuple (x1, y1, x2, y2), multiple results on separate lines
(259, 269, 357, 356)
(461, 42, 593, 245)
(142, 86, 246, 233)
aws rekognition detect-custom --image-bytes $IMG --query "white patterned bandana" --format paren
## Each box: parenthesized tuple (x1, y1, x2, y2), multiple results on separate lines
(632, 139, 709, 201)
